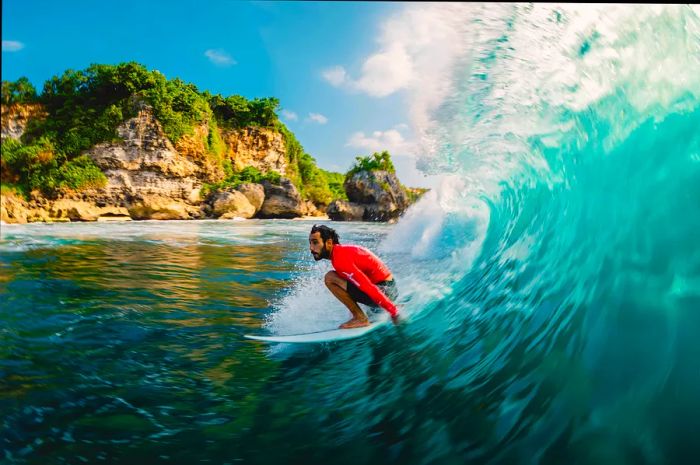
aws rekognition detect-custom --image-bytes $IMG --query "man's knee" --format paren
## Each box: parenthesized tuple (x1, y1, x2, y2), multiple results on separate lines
(324, 271, 338, 287)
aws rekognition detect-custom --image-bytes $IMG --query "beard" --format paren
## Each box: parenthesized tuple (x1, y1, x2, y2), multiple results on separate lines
(312, 246, 330, 261)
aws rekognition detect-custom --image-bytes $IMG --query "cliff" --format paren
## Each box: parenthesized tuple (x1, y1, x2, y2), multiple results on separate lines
(1, 102, 318, 223)
(1, 63, 424, 225)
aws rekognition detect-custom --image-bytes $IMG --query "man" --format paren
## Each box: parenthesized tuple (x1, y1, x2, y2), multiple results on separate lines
(308, 224, 399, 329)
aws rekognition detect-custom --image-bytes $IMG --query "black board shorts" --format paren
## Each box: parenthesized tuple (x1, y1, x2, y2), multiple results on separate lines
(346, 279, 398, 308)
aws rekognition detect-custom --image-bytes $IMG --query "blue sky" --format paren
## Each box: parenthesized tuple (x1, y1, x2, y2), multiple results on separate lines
(2, 0, 444, 188)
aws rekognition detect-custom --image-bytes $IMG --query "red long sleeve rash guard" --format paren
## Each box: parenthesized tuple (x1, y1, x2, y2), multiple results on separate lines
(331, 244, 398, 317)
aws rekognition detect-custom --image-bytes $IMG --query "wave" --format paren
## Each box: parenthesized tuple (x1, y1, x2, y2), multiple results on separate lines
(265, 5, 700, 463)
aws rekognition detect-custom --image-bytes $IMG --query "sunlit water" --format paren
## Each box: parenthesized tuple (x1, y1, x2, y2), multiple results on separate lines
(0, 220, 394, 464)
(3, 4, 700, 465)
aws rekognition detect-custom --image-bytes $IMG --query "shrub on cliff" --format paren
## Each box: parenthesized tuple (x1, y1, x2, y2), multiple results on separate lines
(320, 169, 347, 202)
(208, 94, 279, 129)
(200, 166, 281, 199)
(346, 150, 396, 177)
(56, 155, 108, 191)
(2, 137, 59, 193)
(1, 138, 106, 196)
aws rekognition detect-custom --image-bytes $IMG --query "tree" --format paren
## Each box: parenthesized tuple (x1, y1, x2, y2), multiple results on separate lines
(1, 77, 38, 105)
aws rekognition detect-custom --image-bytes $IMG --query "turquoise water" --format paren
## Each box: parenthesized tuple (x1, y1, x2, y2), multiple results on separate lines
(3, 4, 700, 465)
(0, 220, 394, 463)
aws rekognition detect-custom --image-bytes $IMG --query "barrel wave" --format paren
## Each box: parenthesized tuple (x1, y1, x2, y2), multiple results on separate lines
(263, 5, 700, 464)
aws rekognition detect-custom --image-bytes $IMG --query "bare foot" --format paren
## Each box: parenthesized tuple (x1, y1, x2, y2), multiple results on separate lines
(339, 318, 370, 329)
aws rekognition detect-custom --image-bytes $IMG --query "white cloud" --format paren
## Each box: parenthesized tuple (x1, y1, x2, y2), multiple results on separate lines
(281, 109, 298, 121)
(353, 44, 413, 97)
(204, 49, 236, 67)
(2, 40, 25, 52)
(321, 66, 348, 87)
(307, 113, 328, 124)
(322, 3, 472, 128)
(345, 126, 413, 154)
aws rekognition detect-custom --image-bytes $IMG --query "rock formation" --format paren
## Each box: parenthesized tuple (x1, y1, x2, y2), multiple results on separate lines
(0, 103, 327, 223)
(325, 200, 366, 221)
(206, 189, 256, 219)
(258, 178, 305, 219)
(236, 183, 265, 213)
(327, 170, 410, 222)
(222, 127, 287, 175)
(1, 101, 421, 224)
(85, 107, 211, 205)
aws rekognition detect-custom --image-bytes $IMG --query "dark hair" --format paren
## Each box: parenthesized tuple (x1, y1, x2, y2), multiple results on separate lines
(311, 224, 340, 244)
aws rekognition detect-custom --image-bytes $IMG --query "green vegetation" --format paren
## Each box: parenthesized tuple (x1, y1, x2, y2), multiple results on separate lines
(405, 186, 429, 203)
(208, 94, 279, 129)
(200, 166, 281, 199)
(1, 62, 343, 201)
(1, 182, 28, 199)
(278, 125, 345, 205)
(320, 169, 347, 201)
(1, 77, 37, 105)
(346, 150, 396, 177)
(1, 137, 106, 197)
(345, 150, 429, 201)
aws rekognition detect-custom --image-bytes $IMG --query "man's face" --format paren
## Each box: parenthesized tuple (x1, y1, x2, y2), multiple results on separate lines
(309, 231, 330, 261)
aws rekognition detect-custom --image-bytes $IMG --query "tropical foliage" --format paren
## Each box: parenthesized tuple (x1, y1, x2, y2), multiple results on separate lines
(346, 150, 396, 177)
(1, 137, 107, 195)
(1, 62, 343, 201)
(200, 166, 282, 199)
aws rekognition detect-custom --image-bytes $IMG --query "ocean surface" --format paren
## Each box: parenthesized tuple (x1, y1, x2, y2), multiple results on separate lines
(3, 4, 700, 465)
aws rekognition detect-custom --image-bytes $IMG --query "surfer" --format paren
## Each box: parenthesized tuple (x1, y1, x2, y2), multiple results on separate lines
(309, 224, 399, 329)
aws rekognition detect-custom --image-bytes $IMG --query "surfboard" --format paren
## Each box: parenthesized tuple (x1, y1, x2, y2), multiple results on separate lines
(244, 317, 389, 344)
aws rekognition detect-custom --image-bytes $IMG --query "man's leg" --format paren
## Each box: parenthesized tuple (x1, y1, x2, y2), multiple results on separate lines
(324, 271, 369, 328)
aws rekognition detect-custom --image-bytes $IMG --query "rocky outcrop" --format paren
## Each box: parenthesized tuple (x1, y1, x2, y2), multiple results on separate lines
(301, 200, 325, 217)
(85, 107, 207, 204)
(236, 182, 265, 212)
(127, 194, 199, 220)
(1, 191, 29, 224)
(258, 178, 305, 219)
(339, 170, 410, 221)
(1, 103, 47, 141)
(208, 189, 256, 219)
(1, 192, 132, 223)
(326, 200, 366, 221)
(50, 199, 130, 222)
(222, 127, 287, 175)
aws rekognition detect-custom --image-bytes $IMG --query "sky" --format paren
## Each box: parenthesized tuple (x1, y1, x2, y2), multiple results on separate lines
(1, 0, 446, 188)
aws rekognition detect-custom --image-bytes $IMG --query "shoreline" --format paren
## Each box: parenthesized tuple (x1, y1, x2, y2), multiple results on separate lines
(1, 215, 331, 226)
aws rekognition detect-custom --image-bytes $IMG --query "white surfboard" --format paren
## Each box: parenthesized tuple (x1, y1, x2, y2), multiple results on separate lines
(244, 317, 389, 344)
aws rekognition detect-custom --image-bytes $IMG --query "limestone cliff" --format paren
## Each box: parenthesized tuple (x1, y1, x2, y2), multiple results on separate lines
(1, 103, 47, 141)
(85, 107, 211, 204)
(221, 127, 287, 175)
(0, 103, 315, 223)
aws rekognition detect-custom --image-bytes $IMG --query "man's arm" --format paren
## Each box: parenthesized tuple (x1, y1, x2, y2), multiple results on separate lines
(343, 263, 399, 317)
